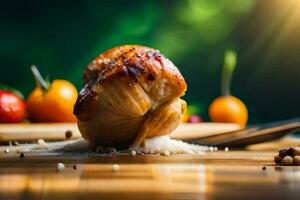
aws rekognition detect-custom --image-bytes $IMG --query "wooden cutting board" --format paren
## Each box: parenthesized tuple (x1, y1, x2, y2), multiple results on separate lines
(0, 122, 240, 142)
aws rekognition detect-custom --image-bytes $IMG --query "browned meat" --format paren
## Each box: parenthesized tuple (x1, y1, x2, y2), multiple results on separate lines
(74, 45, 187, 149)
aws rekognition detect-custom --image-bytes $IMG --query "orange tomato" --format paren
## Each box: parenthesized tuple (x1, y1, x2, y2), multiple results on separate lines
(209, 95, 248, 127)
(27, 80, 78, 122)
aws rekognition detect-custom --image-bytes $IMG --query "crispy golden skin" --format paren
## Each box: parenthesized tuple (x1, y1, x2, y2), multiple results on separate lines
(74, 45, 187, 149)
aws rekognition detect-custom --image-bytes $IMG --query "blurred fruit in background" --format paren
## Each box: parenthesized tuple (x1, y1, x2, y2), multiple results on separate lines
(0, 90, 26, 123)
(209, 50, 248, 127)
(27, 65, 78, 122)
(187, 115, 203, 123)
(209, 95, 247, 126)
(182, 104, 203, 123)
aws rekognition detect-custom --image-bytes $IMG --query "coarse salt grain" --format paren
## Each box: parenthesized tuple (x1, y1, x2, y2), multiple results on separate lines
(56, 163, 65, 172)
(163, 151, 170, 156)
(4, 149, 9, 153)
(224, 147, 229, 152)
(112, 164, 120, 172)
(131, 150, 137, 156)
(37, 139, 48, 148)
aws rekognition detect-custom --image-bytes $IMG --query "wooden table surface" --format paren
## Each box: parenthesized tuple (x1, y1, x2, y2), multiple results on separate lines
(1, 149, 299, 200)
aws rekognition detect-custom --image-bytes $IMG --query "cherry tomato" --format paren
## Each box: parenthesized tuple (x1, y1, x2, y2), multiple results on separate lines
(0, 90, 26, 123)
(27, 66, 78, 122)
(27, 80, 78, 122)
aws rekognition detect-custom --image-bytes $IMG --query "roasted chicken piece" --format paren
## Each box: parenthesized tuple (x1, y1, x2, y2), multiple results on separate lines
(74, 45, 187, 149)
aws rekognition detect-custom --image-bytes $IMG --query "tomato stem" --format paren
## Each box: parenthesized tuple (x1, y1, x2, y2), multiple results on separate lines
(30, 65, 50, 94)
(221, 49, 237, 96)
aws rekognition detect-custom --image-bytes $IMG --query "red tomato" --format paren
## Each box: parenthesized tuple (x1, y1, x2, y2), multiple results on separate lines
(0, 90, 26, 123)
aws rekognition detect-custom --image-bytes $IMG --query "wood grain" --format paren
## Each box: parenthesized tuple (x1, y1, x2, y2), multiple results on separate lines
(1, 123, 299, 200)
(0, 150, 298, 200)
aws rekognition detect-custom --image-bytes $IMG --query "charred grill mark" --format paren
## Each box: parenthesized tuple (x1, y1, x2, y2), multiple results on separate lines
(147, 73, 156, 81)
(123, 58, 129, 65)
(87, 45, 186, 95)
(116, 65, 129, 76)
(127, 66, 141, 79)
(73, 87, 98, 121)
(126, 62, 145, 80)
(129, 47, 136, 52)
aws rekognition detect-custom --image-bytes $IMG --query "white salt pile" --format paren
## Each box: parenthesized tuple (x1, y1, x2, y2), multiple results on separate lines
(144, 135, 209, 154)
(7, 135, 211, 155)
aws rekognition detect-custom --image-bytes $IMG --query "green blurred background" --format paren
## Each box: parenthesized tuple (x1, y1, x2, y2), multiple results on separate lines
(1, 0, 299, 123)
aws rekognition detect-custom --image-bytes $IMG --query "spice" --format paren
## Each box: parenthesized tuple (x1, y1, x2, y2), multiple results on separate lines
(73, 164, 77, 170)
(19, 153, 24, 158)
(293, 156, 300, 165)
(293, 147, 300, 157)
(4, 149, 9, 153)
(65, 130, 73, 139)
(262, 166, 266, 170)
(274, 147, 300, 166)
(281, 156, 293, 166)
(274, 155, 282, 164)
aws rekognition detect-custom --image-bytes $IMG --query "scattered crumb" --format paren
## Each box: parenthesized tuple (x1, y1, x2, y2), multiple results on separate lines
(163, 150, 170, 156)
(65, 130, 73, 140)
(73, 164, 77, 170)
(37, 139, 48, 149)
(4, 149, 9, 153)
(224, 147, 229, 152)
(214, 147, 218, 151)
(19, 153, 24, 158)
(131, 150, 136, 156)
(5, 136, 210, 156)
(112, 164, 120, 172)
(56, 163, 65, 172)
